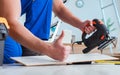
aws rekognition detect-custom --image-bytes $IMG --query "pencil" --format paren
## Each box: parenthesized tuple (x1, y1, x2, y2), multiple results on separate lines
(95, 60, 120, 65)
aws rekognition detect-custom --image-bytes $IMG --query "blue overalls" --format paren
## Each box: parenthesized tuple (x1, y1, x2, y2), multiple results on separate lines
(4, 0, 53, 63)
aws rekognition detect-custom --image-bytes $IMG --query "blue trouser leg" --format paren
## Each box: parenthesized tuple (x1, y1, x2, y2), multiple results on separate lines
(4, 36, 22, 64)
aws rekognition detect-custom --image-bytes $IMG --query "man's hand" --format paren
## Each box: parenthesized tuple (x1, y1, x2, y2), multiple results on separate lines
(80, 20, 96, 34)
(48, 31, 71, 61)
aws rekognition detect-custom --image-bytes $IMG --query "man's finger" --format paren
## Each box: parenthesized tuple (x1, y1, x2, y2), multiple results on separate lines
(56, 30, 65, 43)
(84, 20, 91, 26)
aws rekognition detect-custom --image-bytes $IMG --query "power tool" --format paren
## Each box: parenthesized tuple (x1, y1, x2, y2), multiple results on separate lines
(72, 19, 117, 54)
(0, 17, 9, 66)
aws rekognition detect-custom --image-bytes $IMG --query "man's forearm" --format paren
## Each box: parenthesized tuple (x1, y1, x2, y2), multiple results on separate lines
(56, 7, 82, 28)
(8, 20, 51, 55)
(53, 0, 84, 31)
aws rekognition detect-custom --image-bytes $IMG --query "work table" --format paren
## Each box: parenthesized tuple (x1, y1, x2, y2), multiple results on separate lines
(1, 64, 120, 75)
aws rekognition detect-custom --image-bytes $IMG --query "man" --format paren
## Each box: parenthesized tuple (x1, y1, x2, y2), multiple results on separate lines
(0, 0, 95, 64)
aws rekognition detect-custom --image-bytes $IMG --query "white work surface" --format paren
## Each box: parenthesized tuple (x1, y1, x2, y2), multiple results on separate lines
(11, 53, 118, 66)
(0, 64, 120, 75)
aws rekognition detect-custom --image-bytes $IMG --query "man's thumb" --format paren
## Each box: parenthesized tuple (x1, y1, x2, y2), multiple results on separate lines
(57, 31, 65, 43)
